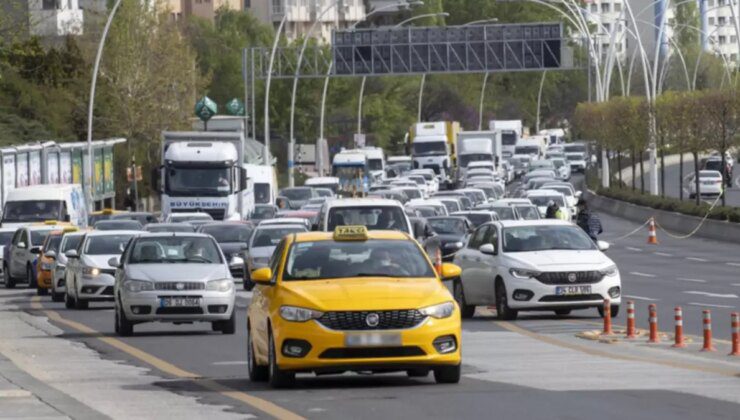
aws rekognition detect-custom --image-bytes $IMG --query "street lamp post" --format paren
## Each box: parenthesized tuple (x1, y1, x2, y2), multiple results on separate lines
(86, 0, 122, 211)
(263, 14, 289, 167)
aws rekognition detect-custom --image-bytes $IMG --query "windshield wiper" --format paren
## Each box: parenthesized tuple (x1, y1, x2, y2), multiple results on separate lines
(354, 273, 395, 277)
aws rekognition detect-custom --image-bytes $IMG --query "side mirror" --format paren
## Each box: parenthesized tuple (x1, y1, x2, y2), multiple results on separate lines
(439, 263, 462, 280)
(479, 243, 497, 255)
(44, 250, 57, 259)
(251, 267, 273, 285)
(30, 246, 42, 255)
(597, 240, 610, 252)
(17, 242, 26, 249)
(108, 257, 120, 268)
(575, 191, 582, 198)
(65, 250, 79, 259)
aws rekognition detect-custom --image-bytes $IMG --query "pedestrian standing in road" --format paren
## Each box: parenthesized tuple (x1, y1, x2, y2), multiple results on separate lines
(545, 200, 559, 219)
(576, 198, 602, 241)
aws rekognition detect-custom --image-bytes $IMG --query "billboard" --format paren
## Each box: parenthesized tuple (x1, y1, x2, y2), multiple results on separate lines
(3, 154, 16, 202)
(104, 147, 114, 193)
(94, 149, 104, 196)
(47, 153, 60, 184)
(16, 153, 28, 187)
(60, 152, 72, 184)
(29, 151, 41, 185)
(72, 151, 83, 184)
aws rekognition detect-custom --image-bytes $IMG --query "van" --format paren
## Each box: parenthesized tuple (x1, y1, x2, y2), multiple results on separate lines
(1, 185, 88, 229)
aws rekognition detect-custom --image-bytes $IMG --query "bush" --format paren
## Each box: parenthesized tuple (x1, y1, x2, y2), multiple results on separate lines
(596, 187, 740, 223)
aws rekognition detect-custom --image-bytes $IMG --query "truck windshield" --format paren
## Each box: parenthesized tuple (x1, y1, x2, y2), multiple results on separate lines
(412, 142, 446, 156)
(166, 166, 231, 196)
(2, 200, 64, 223)
(368, 159, 383, 171)
(515, 146, 540, 155)
(254, 183, 271, 204)
(459, 154, 493, 167)
(501, 132, 517, 145)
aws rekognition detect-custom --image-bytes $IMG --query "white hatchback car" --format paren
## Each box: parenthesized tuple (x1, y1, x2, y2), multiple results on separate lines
(452, 220, 621, 320)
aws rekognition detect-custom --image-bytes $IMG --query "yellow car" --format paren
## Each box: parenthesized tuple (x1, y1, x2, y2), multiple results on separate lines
(246, 226, 463, 388)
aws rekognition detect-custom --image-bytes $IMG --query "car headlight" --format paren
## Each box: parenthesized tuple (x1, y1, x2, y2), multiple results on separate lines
(443, 241, 464, 249)
(279, 306, 324, 322)
(419, 301, 455, 319)
(41, 263, 54, 271)
(599, 265, 618, 277)
(206, 279, 234, 292)
(123, 279, 154, 293)
(509, 268, 540, 279)
(82, 267, 100, 277)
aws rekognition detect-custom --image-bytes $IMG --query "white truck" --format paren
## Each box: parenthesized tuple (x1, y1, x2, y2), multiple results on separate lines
(514, 136, 547, 161)
(158, 131, 258, 221)
(455, 131, 503, 186)
(489, 120, 522, 159)
(331, 150, 369, 197)
(406, 121, 460, 185)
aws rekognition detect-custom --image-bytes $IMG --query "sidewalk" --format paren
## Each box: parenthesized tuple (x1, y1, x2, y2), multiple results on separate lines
(0, 291, 243, 419)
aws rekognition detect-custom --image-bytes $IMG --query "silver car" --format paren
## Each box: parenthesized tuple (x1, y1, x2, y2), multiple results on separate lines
(113, 233, 236, 336)
(51, 232, 84, 302)
(65, 231, 138, 309)
(242, 224, 308, 291)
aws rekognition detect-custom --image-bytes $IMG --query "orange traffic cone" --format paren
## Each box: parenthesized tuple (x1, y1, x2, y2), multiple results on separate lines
(647, 217, 659, 245)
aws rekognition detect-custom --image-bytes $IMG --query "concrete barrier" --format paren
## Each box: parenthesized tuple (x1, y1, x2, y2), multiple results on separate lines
(584, 190, 740, 244)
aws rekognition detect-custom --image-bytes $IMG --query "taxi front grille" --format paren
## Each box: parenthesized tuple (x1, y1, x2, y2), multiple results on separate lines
(154, 282, 205, 291)
(317, 310, 426, 331)
(319, 346, 425, 359)
(535, 271, 603, 285)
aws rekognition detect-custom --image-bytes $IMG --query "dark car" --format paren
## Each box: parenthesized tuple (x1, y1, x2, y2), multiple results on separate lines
(93, 220, 144, 231)
(197, 222, 254, 279)
(427, 216, 472, 260)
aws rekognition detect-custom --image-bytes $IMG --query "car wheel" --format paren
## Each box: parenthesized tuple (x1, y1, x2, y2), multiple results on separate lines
(406, 368, 430, 378)
(433, 364, 461, 384)
(554, 309, 571, 316)
(74, 291, 88, 310)
(453, 280, 475, 319)
(598, 305, 620, 318)
(4, 265, 15, 289)
(268, 330, 295, 388)
(221, 310, 236, 335)
(495, 281, 518, 321)
(64, 292, 75, 309)
(116, 303, 134, 336)
(247, 325, 268, 382)
(51, 290, 63, 302)
(26, 266, 35, 289)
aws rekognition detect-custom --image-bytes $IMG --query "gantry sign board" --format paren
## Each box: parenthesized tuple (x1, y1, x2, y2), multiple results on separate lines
(247, 22, 574, 79)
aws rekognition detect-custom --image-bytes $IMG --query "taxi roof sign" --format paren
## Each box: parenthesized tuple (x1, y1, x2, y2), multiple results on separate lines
(333, 225, 368, 241)
(63, 227, 79, 233)
(44, 220, 58, 225)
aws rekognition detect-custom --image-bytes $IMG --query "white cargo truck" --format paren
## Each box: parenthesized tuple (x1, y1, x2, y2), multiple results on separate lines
(455, 131, 503, 186)
(489, 120, 522, 159)
(407, 121, 460, 186)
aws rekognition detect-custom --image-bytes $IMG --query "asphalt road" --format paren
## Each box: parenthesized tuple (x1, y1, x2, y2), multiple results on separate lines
(633, 160, 740, 206)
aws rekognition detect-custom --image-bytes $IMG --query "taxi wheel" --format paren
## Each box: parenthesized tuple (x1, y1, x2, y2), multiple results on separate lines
(115, 304, 134, 336)
(247, 327, 268, 382)
(495, 281, 518, 321)
(433, 364, 461, 384)
(453, 281, 475, 319)
(268, 330, 295, 388)
(4, 265, 15, 289)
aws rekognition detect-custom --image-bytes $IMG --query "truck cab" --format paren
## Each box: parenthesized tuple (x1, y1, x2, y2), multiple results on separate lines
(332, 151, 369, 197)
(408, 121, 459, 186)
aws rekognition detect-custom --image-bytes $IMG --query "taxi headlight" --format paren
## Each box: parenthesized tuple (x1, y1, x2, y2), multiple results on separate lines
(206, 279, 234, 292)
(123, 279, 154, 293)
(279, 306, 323, 322)
(509, 268, 540, 279)
(599, 265, 618, 277)
(419, 301, 455, 319)
(82, 267, 100, 278)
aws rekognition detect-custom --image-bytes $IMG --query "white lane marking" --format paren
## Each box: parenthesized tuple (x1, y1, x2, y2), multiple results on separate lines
(212, 361, 248, 366)
(677, 277, 707, 283)
(726, 262, 740, 267)
(684, 291, 738, 299)
(624, 295, 659, 301)
(732, 283, 740, 287)
(688, 302, 736, 309)
(629, 271, 656, 278)
(654, 252, 673, 257)
(686, 257, 709, 262)
(625, 247, 643, 252)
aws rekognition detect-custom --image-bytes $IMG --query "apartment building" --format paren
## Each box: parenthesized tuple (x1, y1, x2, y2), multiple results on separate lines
(700, 0, 740, 63)
(27, 0, 84, 36)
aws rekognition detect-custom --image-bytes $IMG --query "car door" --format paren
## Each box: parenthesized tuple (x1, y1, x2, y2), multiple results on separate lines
(477, 225, 501, 301)
(250, 239, 285, 360)
(457, 225, 490, 305)
(11, 230, 28, 277)
(8, 230, 21, 277)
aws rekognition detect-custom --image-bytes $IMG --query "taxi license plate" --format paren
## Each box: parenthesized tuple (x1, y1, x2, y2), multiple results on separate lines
(160, 297, 201, 307)
(344, 333, 401, 347)
(555, 286, 592, 296)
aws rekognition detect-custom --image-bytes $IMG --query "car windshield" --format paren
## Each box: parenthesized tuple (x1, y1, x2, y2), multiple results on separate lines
(528, 195, 566, 207)
(145, 224, 195, 233)
(563, 144, 587, 154)
(3, 200, 64, 223)
(95, 220, 143, 231)
(166, 165, 231, 196)
(545, 186, 573, 197)
(251, 226, 306, 248)
(488, 207, 516, 220)
(0, 232, 14, 246)
(428, 218, 467, 235)
(460, 213, 492, 227)
(400, 189, 422, 200)
(501, 132, 517, 145)
(253, 206, 276, 220)
(44, 235, 63, 253)
(459, 154, 493, 167)
(552, 160, 565, 168)
(280, 188, 312, 201)
(368, 159, 383, 171)
(200, 224, 253, 243)
(61, 235, 83, 252)
(128, 236, 223, 264)
(313, 189, 333, 198)
(31, 230, 54, 246)
(413, 207, 437, 218)
(566, 153, 584, 161)
(84, 234, 134, 255)
(412, 142, 446, 156)
(503, 225, 596, 252)
(472, 185, 496, 199)
(283, 239, 435, 280)
(514, 206, 541, 220)
(440, 200, 460, 213)
(327, 206, 407, 232)
(254, 183, 271, 204)
(515, 146, 539, 155)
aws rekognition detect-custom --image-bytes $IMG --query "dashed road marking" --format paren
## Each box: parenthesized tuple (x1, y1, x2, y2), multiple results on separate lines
(654, 252, 673, 257)
(688, 302, 736, 309)
(628, 272, 656, 278)
(683, 291, 738, 299)
(212, 361, 248, 366)
(624, 295, 659, 301)
(677, 277, 707, 283)
(726, 262, 740, 267)
(625, 247, 642, 252)
(686, 257, 709, 262)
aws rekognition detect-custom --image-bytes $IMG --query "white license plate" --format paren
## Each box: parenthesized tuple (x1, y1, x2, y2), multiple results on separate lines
(555, 286, 592, 296)
(160, 297, 201, 307)
(344, 333, 401, 347)
(702, 181, 714, 185)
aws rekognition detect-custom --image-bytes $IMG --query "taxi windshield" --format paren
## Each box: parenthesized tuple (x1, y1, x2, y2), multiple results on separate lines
(503, 226, 596, 252)
(283, 239, 435, 280)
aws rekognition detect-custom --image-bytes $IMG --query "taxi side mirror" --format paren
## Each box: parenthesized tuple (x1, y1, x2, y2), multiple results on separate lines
(252, 267, 273, 285)
(439, 263, 461, 280)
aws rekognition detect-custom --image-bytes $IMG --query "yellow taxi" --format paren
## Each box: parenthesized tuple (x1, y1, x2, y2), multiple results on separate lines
(88, 209, 128, 226)
(35, 227, 78, 295)
(246, 226, 463, 388)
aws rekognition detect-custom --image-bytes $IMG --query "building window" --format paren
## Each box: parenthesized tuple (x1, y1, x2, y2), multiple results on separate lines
(731, 53, 738, 62)
(709, 17, 715, 25)
(42, 0, 58, 10)
(601, 3, 610, 13)
(614, 2, 622, 12)
(719, 35, 727, 44)
(244, 0, 251, 8)
(604, 23, 611, 32)
(590, 4, 598, 12)
(719, 16, 726, 25)
(272, 0, 283, 14)
(719, 0, 726, 5)
(733, 35, 738, 43)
